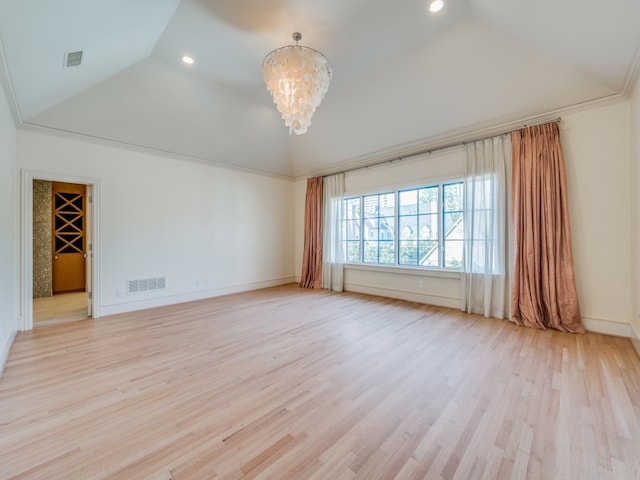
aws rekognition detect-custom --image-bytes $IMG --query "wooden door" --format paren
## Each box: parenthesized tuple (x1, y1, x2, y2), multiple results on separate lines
(52, 182, 86, 294)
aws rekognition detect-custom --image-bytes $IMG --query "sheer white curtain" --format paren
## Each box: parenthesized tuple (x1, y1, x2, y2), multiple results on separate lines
(322, 173, 345, 291)
(462, 135, 511, 318)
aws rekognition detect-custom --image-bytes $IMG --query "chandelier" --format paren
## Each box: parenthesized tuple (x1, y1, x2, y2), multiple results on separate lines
(262, 32, 332, 135)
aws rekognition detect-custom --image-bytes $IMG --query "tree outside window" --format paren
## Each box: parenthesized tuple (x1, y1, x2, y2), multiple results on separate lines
(342, 181, 463, 269)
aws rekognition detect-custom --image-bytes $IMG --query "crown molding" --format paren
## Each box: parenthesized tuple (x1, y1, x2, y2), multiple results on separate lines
(18, 122, 295, 181)
(623, 44, 640, 97)
(0, 33, 22, 126)
(294, 93, 628, 180)
(1, 30, 293, 181)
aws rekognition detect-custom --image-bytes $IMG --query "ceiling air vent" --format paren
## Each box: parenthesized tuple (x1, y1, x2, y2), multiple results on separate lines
(64, 50, 83, 68)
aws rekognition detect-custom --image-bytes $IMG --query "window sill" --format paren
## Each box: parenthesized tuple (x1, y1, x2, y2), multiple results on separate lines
(344, 263, 461, 279)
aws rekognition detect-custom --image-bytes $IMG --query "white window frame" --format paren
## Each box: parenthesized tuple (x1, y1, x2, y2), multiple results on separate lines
(342, 180, 464, 271)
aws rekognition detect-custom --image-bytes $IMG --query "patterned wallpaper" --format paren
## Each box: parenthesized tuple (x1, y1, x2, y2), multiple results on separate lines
(33, 179, 52, 298)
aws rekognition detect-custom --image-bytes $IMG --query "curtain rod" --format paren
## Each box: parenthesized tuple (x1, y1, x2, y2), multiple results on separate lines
(325, 117, 561, 178)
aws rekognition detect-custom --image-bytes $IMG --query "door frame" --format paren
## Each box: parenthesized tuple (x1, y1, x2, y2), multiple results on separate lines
(20, 170, 100, 331)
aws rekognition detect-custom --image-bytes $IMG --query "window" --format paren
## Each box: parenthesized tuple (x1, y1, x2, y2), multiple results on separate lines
(443, 182, 464, 268)
(344, 197, 361, 262)
(466, 174, 501, 273)
(342, 181, 463, 269)
(363, 193, 395, 264)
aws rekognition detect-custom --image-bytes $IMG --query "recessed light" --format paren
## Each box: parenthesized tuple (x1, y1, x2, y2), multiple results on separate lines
(182, 55, 194, 65)
(429, 0, 444, 13)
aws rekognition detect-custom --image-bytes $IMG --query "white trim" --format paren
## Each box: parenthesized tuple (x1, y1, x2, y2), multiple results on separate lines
(344, 282, 460, 309)
(297, 281, 637, 339)
(20, 171, 31, 330)
(100, 276, 295, 317)
(296, 94, 628, 180)
(581, 316, 632, 338)
(21, 170, 101, 330)
(0, 33, 21, 126)
(19, 122, 293, 181)
(11, 93, 630, 185)
(623, 45, 640, 97)
(0, 329, 16, 378)
(344, 166, 466, 199)
(345, 263, 461, 280)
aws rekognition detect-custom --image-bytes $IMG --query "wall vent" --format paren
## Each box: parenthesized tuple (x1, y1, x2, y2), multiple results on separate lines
(64, 51, 83, 68)
(127, 277, 166, 295)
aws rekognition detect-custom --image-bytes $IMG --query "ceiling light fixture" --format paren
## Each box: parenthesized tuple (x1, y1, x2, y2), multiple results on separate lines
(429, 0, 444, 13)
(181, 55, 194, 65)
(262, 32, 332, 135)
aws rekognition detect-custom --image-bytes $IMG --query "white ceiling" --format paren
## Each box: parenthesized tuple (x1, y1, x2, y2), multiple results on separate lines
(1, 0, 639, 178)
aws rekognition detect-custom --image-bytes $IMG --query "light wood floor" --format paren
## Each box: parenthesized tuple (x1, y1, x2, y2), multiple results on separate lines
(33, 292, 89, 325)
(1, 285, 639, 479)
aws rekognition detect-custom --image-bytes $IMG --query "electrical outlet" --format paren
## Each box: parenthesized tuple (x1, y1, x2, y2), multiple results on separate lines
(418, 279, 425, 289)
(116, 289, 124, 298)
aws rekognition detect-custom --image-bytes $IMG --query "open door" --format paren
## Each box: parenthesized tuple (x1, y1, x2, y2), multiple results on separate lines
(52, 182, 86, 295)
(86, 184, 93, 317)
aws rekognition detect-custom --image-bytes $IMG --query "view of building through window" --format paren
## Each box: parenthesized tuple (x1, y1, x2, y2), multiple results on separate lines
(442, 182, 464, 268)
(342, 182, 464, 269)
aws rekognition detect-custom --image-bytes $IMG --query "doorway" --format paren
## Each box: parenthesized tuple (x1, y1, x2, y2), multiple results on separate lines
(32, 181, 89, 326)
(22, 170, 100, 330)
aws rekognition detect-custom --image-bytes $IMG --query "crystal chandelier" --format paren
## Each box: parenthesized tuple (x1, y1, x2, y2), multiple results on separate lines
(262, 32, 332, 135)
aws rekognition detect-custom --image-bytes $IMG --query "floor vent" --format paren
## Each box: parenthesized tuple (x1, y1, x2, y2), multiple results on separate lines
(127, 277, 166, 295)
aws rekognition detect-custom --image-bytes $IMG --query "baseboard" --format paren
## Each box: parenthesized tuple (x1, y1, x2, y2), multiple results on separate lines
(0, 329, 17, 379)
(100, 277, 296, 317)
(344, 282, 460, 309)
(581, 316, 632, 338)
(337, 288, 637, 337)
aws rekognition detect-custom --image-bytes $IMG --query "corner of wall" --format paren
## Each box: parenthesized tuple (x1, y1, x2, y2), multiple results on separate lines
(631, 322, 640, 358)
(581, 316, 633, 338)
(632, 58, 640, 359)
(0, 327, 17, 378)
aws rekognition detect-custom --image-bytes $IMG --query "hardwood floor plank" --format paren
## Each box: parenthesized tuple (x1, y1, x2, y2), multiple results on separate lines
(1, 285, 639, 479)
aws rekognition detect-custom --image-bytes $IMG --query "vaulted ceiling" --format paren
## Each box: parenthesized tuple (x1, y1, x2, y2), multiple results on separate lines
(1, 0, 639, 178)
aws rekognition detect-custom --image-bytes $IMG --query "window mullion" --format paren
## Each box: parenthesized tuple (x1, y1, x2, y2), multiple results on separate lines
(395, 191, 399, 265)
(439, 183, 444, 269)
(359, 196, 364, 263)
(376, 194, 382, 265)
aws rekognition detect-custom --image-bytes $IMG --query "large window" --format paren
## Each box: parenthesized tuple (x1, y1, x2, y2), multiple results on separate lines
(342, 182, 463, 269)
(363, 192, 395, 264)
(442, 182, 464, 268)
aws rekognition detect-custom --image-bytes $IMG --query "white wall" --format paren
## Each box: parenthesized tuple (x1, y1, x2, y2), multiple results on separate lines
(631, 74, 640, 354)
(294, 100, 634, 336)
(0, 79, 17, 374)
(561, 101, 632, 336)
(17, 130, 295, 317)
